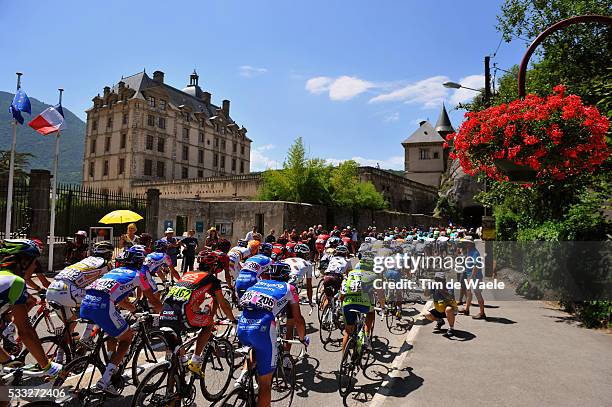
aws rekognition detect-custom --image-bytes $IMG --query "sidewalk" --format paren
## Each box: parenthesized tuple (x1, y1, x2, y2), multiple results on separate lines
(373, 299, 612, 407)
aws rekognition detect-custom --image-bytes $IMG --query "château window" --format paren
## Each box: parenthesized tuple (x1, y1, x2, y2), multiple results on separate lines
(182, 145, 189, 161)
(214, 138, 219, 148)
(90, 139, 96, 154)
(231, 158, 236, 171)
(89, 162, 95, 178)
(144, 159, 153, 176)
(433, 151, 439, 159)
(120, 133, 127, 149)
(240, 145, 245, 155)
(119, 158, 125, 175)
(240, 160, 244, 173)
(213, 153, 218, 167)
(92, 120, 98, 131)
(233, 142, 237, 153)
(197, 169, 203, 178)
(199, 132, 204, 143)
(146, 135, 154, 150)
(122, 113, 128, 125)
(147, 96, 155, 107)
(182, 127, 189, 140)
(159, 100, 166, 110)
(104, 137, 111, 152)
(220, 155, 225, 169)
(107, 117, 113, 129)
(221, 140, 226, 150)
(158, 138, 165, 153)
(103, 160, 109, 176)
(157, 161, 165, 178)
(419, 148, 431, 160)
(158, 117, 166, 129)
(198, 149, 204, 164)
(147, 115, 155, 126)
(182, 167, 188, 179)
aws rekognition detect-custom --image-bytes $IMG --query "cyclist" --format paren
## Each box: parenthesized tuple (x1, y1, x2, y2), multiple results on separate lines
(0, 239, 62, 376)
(160, 251, 237, 377)
(64, 230, 89, 265)
(339, 262, 383, 352)
(285, 243, 314, 305)
(236, 262, 308, 406)
(228, 240, 260, 289)
(315, 230, 329, 263)
(80, 245, 162, 394)
(320, 245, 352, 311)
(46, 241, 115, 356)
(142, 240, 180, 285)
(235, 244, 273, 300)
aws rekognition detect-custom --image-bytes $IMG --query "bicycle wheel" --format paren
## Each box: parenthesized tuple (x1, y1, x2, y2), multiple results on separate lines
(338, 338, 356, 397)
(53, 356, 106, 406)
(218, 385, 252, 407)
(31, 309, 59, 336)
(131, 330, 169, 386)
(315, 278, 325, 306)
(271, 352, 295, 407)
(200, 338, 234, 401)
(131, 361, 180, 407)
(318, 304, 334, 345)
(21, 335, 72, 366)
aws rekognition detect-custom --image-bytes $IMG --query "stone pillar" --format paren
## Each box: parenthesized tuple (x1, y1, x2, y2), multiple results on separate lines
(28, 169, 51, 241)
(146, 188, 161, 239)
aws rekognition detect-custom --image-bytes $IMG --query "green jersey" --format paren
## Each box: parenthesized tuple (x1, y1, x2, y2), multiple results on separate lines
(341, 269, 376, 308)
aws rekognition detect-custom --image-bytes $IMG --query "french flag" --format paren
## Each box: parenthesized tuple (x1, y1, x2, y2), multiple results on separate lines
(28, 104, 66, 135)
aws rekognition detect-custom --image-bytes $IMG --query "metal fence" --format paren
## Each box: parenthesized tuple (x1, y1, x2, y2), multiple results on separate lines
(0, 178, 31, 238)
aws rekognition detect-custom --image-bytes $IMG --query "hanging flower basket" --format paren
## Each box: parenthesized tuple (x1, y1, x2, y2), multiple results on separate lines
(445, 85, 610, 184)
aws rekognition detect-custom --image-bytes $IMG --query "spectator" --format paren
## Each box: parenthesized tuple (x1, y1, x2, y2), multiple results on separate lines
(461, 237, 486, 319)
(119, 223, 141, 249)
(277, 230, 289, 245)
(140, 233, 153, 254)
(265, 229, 276, 243)
(162, 228, 179, 268)
(65, 230, 89, 265)
(245, 225, 257, 241)
(424, 271, 458, 337)
(180, 229, 198, 272)
(204, 227, 219, 248)
(289, 228, 299, 242)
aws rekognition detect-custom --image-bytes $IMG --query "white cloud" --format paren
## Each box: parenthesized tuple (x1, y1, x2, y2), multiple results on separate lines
(326, 155, 404, 170)
(250, 144, 280, 171)
(306, 75, 374, 101)
(369, 75, 449, 108)
(239, 65, 268, 78)
(383, 112, 400, 123)
(449, 74, 485, 105)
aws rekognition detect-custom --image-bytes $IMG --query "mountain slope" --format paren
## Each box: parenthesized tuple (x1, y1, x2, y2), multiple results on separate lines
(0, 91, 85, 183)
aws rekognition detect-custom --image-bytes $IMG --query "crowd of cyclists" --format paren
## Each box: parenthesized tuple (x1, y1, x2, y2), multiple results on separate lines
(0, 222, 480, 406)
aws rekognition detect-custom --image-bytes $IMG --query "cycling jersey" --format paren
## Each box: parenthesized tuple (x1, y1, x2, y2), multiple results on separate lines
(0, 270, 27, 315)
(237, 280, 299, 376)
(48, 256, 110, 310)
(341, 270, 376, 308)
(142, 252, 173, 276)
(212, 250, 230, 270)
(228, 246, 252, 277)
(324, 256, 351, 275)
(242, 255, 272, 277)
(80, 267, 157, 337)
(160, 271, 221, 332)
(315, 234, 329, 253)
(284, 257, 313, 285)
(235, 254, 272, 299)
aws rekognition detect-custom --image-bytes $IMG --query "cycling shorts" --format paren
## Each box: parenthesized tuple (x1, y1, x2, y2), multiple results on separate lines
(323, 274, 342, 297)
(80, 294, 128, 338)
(236, 311, 277, 376)
(235, 272, 258, 300)
(47, 279, 85, 318)
(342, 303, 371, 326)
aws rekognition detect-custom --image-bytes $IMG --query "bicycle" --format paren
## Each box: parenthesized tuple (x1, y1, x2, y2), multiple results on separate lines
(318, 290, 344, 345)
(219, 337, 307, 407)
(338, 308, 379, 397)
(53, 312, 168, 405)
(131, 321, 235, 406)
(0, 361, 62, 404)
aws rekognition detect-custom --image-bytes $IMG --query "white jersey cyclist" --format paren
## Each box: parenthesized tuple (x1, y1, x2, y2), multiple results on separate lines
(228, 240, 260, 279)
(284, 257, 313, 285)
(325, 255, 352, 275)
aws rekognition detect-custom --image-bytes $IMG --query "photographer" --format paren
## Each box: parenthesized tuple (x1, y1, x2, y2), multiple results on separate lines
(423, 271, 458, 337)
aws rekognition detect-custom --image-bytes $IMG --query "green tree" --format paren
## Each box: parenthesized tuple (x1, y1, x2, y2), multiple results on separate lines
(0, 150, 33, 182)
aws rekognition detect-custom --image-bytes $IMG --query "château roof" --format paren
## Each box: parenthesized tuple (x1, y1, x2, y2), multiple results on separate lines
(434, 103, 454, 135)
(401, 121, 444, 145)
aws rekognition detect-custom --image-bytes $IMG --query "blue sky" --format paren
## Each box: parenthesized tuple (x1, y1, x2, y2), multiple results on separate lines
(0, 0, 527, 171)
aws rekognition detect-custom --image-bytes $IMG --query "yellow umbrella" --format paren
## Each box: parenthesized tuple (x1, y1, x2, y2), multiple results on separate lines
(99, 209, 143, 224)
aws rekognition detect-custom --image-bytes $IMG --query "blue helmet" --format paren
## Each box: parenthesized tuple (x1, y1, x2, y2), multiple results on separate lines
(268, 261, 291, 282)
(237, 239, 248, 248)
(154, 239, 168, 252)
(259, 242, 273, 257)
(122, 245, 146, 267)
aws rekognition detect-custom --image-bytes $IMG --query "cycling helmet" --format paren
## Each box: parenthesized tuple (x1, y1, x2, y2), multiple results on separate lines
(121, 245, 146, 267)
(364, 236, 376, 244)
(247, 240, 260, 253)
(259, 242, 273, 257)
(327, 236, 341, 248)
(267, 262, 291, 282)
(0, 239, 41, 267)
(294, 243, 310, 259)
(237, 239, 248, 248)
(334, 245, 349, 257)
(216, 239, 231, 253)
(331, 229, 341, 237)
(154, 239, 168, 253)
(376, 233, 384, 240)
(92, 241, 114, 261)
(75, 230, 87, 238)
(197, 251, 221, 272)
(140, 233, 153, 247)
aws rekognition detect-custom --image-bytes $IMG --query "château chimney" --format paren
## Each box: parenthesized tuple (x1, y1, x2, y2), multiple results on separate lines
(202, 91, 211, 104)
(153, 70, 165, 83)
(222, 100, 230, 116)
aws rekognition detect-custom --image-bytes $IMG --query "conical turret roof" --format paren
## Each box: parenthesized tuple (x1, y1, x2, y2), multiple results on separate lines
(435, 103, 454, 135)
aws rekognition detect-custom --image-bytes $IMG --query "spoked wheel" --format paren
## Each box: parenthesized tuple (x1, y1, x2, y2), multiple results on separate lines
(218, 386, 253, 407)
(131, 362, 181, 407)
(131, 330, 170, 386)
(271, 353, 295, 407)
(318, 303, 334, 345)
(315, 279, 325, 306)
(53, 356, 106, 407)
(338, 338, 356, 397)
(200, 338, 235, 401)
(21, 335, 72, 367)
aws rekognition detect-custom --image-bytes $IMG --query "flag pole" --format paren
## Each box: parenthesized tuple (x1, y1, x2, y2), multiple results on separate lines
(5, 72, 23, 239)
(48, 88, 63, 272)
